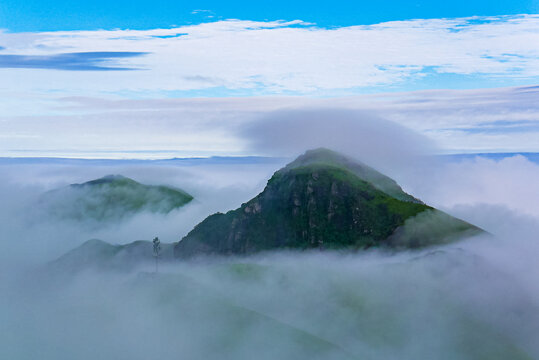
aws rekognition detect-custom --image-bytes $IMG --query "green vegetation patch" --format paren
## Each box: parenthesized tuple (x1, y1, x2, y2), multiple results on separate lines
(41, 175, 193, 222)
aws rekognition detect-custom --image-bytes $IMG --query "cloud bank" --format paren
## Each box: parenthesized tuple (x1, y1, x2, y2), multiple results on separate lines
(1, 96, 538, 357)
(1, 151, 539, 359)
(1, 85, 537, 157)
(0, 15, 538, 98)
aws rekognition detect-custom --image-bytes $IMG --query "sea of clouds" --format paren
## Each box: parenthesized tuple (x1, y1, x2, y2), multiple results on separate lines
(1, 113, 538, 359)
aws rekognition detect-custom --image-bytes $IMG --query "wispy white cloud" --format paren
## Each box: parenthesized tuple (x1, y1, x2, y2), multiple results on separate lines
(0, 85, 537, 157)
(0, 15, 537, 100)
(1, 16, 538, 156)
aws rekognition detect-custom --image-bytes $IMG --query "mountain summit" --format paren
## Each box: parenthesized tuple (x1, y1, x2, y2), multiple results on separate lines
(279, 148, 421, 203)
(174, 148, 481, 258)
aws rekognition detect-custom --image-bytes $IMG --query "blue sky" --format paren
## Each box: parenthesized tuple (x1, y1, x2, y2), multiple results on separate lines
(0, 2, 538, 157)
(1, 0, 538, 32)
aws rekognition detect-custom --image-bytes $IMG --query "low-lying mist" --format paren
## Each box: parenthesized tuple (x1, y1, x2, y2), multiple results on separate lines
(0, 159, 284, 267)
(1, 147, 538, 359)
(3, 235, 539, 360)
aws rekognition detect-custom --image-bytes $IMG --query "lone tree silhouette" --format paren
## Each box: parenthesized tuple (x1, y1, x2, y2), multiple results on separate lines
(153, 237, 161, 273)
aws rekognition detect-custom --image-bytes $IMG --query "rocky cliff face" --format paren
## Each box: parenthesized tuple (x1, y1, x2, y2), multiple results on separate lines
(175, 149, 481, 259)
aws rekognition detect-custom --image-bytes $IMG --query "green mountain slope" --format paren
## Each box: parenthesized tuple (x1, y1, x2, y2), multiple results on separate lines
(175, 149, 481, 258)
(50, 238, 175, 272)
(41, 175, 193, 222)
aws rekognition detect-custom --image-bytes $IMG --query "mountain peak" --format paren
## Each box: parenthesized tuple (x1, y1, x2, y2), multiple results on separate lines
(41, 174, 194, 223)
(174, 148, 482, 258)
(292, 147, 346, 160)
(284, 148, 352, 169)
(280, 148, 420, 203)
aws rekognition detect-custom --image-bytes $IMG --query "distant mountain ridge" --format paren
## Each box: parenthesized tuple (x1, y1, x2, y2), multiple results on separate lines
(175, 148, 482, 258)
(50, 239, 175, 272)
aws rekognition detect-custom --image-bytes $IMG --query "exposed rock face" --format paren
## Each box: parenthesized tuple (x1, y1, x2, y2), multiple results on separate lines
(174, 149, 482, 259)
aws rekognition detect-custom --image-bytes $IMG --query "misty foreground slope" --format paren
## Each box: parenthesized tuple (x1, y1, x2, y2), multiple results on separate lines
(34, 251, 536, 360)
(175, 149, 481, 258)
(49, 239, 175, 272)
(41, 175, 193, 222)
